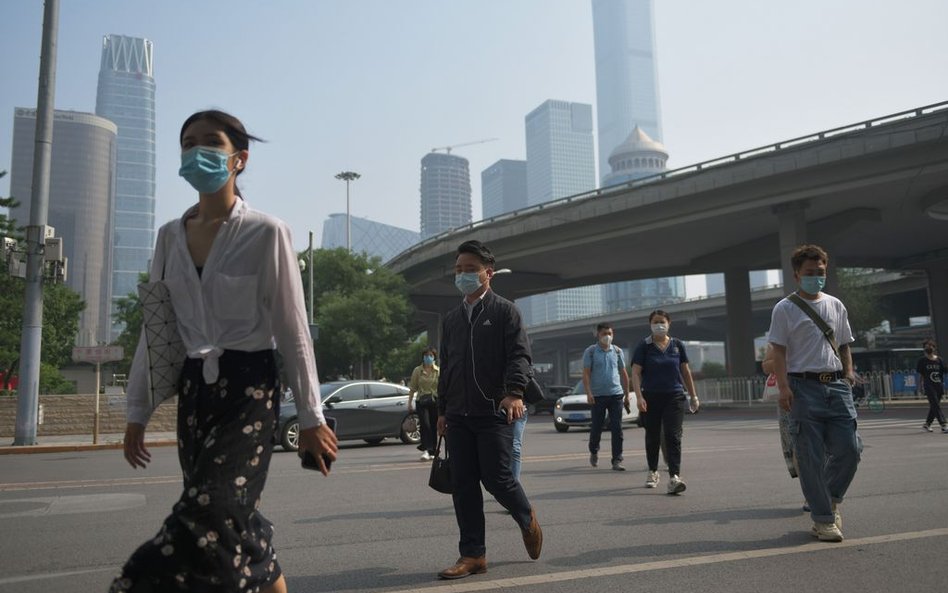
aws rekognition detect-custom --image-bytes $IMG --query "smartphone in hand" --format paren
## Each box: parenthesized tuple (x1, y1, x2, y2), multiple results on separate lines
(300, 416, 336, 471)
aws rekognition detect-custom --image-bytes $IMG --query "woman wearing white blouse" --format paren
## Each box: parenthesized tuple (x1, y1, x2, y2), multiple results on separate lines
(112, 110, 337, 593)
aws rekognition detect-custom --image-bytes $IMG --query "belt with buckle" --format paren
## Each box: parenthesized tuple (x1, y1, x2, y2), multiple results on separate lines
(788, 371, 843, 383)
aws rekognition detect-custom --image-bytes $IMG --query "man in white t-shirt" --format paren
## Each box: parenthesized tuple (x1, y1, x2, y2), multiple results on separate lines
(768, 244, 862, 543)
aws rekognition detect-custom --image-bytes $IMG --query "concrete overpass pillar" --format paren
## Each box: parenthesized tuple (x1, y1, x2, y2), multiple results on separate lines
(422, 313, 442, 351)
(926, 266, 948, 352)
(774, 202, 808, 290)
(724, 268, 756, 376)
(552, 347, 569, 385)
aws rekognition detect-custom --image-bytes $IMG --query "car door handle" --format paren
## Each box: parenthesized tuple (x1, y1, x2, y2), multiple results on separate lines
(358, 404, 368, 409)
(396, 401, 405, 406)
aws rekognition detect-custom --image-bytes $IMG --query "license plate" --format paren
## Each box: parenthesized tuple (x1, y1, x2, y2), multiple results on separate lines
(568, 414, 586, 421)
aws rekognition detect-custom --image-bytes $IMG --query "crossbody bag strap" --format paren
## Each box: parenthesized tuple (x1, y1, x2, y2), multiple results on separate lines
(787, 293, 841, 361)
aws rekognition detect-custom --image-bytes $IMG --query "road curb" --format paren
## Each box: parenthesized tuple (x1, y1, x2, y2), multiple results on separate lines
(0, 439, 177, 455)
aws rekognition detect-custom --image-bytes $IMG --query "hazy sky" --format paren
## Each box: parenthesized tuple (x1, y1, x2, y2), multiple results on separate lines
(2, 0, 947, 254)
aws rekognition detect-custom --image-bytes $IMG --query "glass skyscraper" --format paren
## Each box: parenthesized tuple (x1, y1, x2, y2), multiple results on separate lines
(95, 34, 156, 340)
(521, 100, 602, 325)
(321, 213, 420, 263)
(419, 152, 471, 239)
(593, 0, 688, 313)
(592, 0, 663, 182)
(481, 159, 527, 219)
(9, 109, 117, 346)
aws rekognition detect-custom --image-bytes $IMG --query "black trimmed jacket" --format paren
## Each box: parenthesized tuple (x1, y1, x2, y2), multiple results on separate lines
(437, 290, 532, 417)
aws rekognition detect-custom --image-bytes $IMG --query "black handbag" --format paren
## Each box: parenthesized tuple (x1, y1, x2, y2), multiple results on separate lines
(524, 376, 545, 405)
(428, 435, 453, 494)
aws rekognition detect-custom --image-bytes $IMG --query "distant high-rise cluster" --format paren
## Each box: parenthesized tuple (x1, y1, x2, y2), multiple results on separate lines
(419, 152, 472, 239)
(95, 34, 156, 340)
(8, 109, 117, 345)
(481, 159, 527, 219)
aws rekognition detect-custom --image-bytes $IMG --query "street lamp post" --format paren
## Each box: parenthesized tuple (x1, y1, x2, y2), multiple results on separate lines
(334, 171, 361, 252)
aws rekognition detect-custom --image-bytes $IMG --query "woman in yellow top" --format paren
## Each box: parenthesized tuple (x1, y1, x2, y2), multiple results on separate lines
(408, 348, 440, 460)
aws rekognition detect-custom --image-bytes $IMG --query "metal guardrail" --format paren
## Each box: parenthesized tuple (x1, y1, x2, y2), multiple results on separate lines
(696, 370, 925, 407)
(391, 100, 948, 265)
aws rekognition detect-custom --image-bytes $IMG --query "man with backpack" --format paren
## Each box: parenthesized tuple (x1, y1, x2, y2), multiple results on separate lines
(583, 322, 631, 471)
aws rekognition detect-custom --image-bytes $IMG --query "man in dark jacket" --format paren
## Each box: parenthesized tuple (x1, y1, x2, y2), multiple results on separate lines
(435, 240, 542, 580)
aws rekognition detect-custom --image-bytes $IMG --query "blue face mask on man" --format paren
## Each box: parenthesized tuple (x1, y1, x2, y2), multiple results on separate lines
(799, 275, 826, 294)
(179, 146, 238, 194)
(454, 272, 483, 296)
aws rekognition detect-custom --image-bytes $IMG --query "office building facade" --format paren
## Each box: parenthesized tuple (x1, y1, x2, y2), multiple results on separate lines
(419, 152, 471, 239)
(95, 34, 156, 340)
(9, 109, 117, 346)
(481, 159, 527, 219)
(521, 100, 601, 325)
(321, 213, 420, 263)
(592, 0, 663, 183)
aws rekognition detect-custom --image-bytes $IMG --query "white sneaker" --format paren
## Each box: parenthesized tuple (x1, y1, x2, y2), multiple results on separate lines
(645, 471, 660, 488)
(811, 522, 844, 542)
(923, 424, 934, 432)
(420, 452, 432, 461)
(667, 474, 687, 495)
(832, 503, 842, 530)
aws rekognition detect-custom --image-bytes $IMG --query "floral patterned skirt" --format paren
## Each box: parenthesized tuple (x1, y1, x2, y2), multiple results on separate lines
(111, 350, 282, 593)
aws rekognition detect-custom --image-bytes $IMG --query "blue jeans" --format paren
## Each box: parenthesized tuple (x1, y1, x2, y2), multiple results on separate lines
(588, 395, 624, 463)
(511, 410, 528, 481)
(789, 377, 862, 525)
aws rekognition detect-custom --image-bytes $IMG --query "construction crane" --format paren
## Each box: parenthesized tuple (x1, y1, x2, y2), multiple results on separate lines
(430, 137, 499, 154)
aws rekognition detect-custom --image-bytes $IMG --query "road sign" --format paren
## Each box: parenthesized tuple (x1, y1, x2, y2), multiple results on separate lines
(72, 346, 124, 364)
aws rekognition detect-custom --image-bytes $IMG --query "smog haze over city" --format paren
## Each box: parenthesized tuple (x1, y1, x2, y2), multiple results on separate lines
(2, 0, 946, 258)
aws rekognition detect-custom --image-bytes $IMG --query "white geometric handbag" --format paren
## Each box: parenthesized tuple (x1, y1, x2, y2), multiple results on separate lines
(137, 235, 186, 409)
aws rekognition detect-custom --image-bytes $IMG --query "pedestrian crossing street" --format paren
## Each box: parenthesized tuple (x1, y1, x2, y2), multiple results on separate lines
(695, 416, 932, 432)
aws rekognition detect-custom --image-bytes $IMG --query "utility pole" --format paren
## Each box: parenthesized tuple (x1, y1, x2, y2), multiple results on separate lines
(14, 0, 60, 446)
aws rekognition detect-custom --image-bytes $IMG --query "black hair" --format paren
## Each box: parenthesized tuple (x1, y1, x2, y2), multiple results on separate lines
(456, 240, 496, 266)
(179, 109, 265, 196)
(648, 310, 671, 323)
(596, 322, 613, 333)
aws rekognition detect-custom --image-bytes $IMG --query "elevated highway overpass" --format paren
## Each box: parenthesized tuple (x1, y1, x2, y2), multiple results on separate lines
(388, 102, 948, 375)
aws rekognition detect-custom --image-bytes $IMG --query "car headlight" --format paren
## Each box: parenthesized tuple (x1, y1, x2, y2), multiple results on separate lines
(555, 399, 563, 409)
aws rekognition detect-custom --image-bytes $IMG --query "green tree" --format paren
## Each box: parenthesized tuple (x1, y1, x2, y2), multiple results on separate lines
(299, 248, 415, 379)
(697, 361, 728, 379)
(110, 272, 149, 374)
(836, 268, 887, 346)
(375, 334, 428, 385)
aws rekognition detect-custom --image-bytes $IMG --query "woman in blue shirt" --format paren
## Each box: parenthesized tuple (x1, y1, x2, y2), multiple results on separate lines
(631, 310, 699, 494)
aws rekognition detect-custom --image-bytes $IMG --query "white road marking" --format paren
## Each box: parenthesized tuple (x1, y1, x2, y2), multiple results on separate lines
(0, 566, 116, 586)
(385, 527, 948, 593)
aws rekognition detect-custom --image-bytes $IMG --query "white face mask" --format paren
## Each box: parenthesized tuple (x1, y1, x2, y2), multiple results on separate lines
(651, 323, 668, 337)
(599, 334, 613, 347)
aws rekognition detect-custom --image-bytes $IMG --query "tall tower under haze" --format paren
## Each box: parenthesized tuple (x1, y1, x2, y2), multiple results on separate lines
(419, 152, 472, 239)
(95, 34, 156, 340)
(593, 0, 687, 312)
(592, 0, 663, 184)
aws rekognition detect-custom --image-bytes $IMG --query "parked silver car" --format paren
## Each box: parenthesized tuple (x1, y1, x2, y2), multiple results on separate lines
(278, 381, 420, 451)
(553, 379, 641, 432)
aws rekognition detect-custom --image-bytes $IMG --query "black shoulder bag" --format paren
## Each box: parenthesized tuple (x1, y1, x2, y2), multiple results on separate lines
(428, 435, 453, 494)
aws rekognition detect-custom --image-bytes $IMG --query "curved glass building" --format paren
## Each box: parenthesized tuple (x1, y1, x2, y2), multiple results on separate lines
(420, 152, 471, 239)
(95, 34, 156, 340)
(9, 109, 117, 346)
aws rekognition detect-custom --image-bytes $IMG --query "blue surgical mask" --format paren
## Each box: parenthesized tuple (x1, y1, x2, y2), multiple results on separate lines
(179, 146, 237, 194)
(799, 275, 825, 294)
(423, 355, 435, 365)
(455, 272, 483, 296)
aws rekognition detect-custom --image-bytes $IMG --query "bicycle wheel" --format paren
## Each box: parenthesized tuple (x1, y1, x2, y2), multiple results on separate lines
(867, 395, 885, 413)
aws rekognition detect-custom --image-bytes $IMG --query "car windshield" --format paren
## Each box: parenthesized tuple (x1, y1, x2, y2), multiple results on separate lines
(572, 380, 585, 396)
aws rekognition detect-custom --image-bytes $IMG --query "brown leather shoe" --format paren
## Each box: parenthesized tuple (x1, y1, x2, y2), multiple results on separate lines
(522, 508, 543, 560)
(437, 556, 487, 580)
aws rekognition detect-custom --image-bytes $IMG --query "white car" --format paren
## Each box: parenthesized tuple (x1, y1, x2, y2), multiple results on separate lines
(553, 380, 641, 433)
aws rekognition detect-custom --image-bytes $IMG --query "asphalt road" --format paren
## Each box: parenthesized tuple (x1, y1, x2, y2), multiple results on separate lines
(1, 405, 946, 593)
